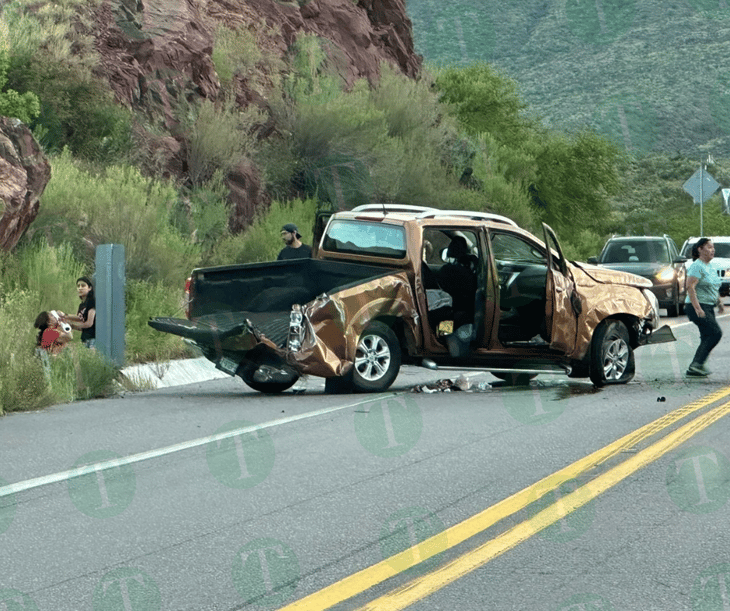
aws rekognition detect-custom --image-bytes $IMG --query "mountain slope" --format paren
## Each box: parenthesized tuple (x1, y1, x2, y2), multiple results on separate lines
(407, 0, 730, 157)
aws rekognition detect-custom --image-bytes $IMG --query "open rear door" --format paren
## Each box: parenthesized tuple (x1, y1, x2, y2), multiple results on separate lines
(542, 223, 580, 354)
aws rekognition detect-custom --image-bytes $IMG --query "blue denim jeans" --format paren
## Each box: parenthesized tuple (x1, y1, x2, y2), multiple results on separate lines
(686, 303, 722, 366)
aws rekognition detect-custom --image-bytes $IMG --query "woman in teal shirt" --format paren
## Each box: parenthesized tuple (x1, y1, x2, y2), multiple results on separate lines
(685, 238, 724, 376)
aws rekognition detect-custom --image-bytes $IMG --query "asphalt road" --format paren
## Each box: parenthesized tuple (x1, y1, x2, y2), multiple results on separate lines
(1, 313, 730, 611)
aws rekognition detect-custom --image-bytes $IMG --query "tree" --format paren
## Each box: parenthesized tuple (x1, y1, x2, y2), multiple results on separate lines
(433, 62, 531, 144)
(0, 49, 40, 124)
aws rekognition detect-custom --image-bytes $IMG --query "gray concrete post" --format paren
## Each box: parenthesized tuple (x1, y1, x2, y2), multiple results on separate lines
(95, 244, 125, 366)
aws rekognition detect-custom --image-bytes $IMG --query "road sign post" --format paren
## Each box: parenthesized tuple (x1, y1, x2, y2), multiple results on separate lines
(683, 164, 720, 236)
(95, 244, 125, 367)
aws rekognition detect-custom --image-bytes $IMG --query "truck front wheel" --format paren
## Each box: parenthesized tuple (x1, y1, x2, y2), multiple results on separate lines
(589, 320, 635, 387)
(352, 322, 401, 392)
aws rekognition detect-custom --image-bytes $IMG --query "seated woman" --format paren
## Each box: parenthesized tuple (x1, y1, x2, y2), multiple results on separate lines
(34, 310, 73, 355)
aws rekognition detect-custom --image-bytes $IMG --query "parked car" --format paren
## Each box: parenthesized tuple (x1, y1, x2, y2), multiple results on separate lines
(679, 236, 730, 297)
(150, 206, 676, 390)
(588, 235, 687, 317)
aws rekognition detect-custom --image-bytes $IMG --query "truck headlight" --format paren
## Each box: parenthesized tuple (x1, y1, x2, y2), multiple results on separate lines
(655, 266, 675, 282)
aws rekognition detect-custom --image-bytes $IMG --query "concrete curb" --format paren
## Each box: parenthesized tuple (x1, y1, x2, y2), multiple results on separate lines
(121, 357, 229, 389)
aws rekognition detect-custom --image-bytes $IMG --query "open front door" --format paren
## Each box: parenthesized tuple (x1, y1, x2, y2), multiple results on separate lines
(542, 223, 580, 354)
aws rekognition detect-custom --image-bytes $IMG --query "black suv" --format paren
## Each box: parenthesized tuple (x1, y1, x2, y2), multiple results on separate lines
(589, 235, 687, 317)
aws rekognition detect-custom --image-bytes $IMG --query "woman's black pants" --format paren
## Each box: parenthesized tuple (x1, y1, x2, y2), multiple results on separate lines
(686, 303, 722, 365)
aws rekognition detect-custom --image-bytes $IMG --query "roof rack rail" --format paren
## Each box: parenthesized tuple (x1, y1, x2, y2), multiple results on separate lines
(349, 204, 518, 227)
(415, 209, 518, 227)
(351, 204, 438, 214)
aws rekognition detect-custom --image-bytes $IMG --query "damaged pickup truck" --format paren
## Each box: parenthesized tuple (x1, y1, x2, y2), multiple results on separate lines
(149, 205, 676, 392)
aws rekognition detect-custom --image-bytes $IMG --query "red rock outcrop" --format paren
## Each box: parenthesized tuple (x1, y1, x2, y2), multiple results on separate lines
(92, 0, 421, 230)
(0, 118, 52, 252)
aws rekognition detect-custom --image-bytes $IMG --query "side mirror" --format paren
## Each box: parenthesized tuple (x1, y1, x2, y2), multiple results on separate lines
(587, 256, 599, 264)
(673, 257, 687, 264)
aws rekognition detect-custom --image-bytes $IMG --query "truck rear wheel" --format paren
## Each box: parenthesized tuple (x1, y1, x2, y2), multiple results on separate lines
(237, 355, 299, 394)
(352, 322, 401, 392)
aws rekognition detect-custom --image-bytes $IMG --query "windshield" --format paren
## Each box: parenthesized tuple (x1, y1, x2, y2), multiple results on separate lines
(322, 220, 407, 259)
(681, 240, 730, 259)
(601, 240, 669, 264)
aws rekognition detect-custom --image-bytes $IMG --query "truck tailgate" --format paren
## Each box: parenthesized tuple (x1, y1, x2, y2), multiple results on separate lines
(148, 311, 291, 347)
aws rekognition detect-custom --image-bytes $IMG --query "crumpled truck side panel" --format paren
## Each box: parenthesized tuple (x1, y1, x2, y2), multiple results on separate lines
(570, 266, 655, 359)
(286, 272, 420, 378)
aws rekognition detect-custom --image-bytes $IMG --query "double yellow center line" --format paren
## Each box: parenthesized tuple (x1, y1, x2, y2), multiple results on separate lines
(279, 386, 730, 611)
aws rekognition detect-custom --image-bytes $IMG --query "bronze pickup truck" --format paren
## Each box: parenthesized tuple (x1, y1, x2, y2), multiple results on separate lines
(149, 205, 675, 392)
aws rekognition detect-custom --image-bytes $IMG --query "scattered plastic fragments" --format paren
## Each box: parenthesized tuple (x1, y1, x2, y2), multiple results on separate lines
(411, 376, 491, 393)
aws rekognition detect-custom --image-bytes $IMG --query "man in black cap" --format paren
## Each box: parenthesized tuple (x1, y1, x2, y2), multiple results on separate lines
(278, 223, 312, 260)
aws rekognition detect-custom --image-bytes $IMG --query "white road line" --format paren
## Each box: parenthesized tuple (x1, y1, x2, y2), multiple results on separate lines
(0, 394, 398, 498)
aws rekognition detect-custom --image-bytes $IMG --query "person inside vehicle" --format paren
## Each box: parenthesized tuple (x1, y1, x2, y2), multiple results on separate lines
(436, 235, 478, 331)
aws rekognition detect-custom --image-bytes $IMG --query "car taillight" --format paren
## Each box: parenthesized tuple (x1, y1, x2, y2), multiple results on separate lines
(184, 276, 192, 319)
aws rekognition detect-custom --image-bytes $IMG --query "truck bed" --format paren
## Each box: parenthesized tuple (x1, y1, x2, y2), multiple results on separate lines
(149, 258, 401, 348)
(188, 258, 398, 318)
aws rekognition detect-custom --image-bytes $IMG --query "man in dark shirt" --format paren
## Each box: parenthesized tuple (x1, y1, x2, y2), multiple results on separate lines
(277, 223, 312, 260)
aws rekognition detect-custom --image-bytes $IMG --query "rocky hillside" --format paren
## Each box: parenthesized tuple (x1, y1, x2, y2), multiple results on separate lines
(407, 0, 730, 158)
(94, 0, 421, 226)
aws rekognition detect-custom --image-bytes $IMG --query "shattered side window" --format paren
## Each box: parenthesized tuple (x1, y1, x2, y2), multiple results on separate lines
(322, 220, 407, 259)
(491, 233, 546, 264)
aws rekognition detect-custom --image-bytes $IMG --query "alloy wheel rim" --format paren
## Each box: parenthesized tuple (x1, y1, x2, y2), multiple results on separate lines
(354, 334, 391, 381)
(603, 337, 629, 380)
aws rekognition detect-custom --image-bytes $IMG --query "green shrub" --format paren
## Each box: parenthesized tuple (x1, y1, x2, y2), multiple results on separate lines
(0, 288, 56, 414)
(18, 240, 86, 314)
(3, 0, 132, 162)
(209, 198, 318, 265)
(126, 279, 192, 363)
(34, 151, 199, 286)
(0, 48, 40, 123)
(185, 99, 263, 187)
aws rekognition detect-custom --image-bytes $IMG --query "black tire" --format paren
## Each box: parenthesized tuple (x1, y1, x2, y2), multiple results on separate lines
(589, 320, 635, 387)
(351, 322, 401, 392)
(665, 286, 680, 318)
(490, 372, 537, 385)
(237, 355, 299, 394)
(567, 361, 590, 378)
(324, 373, 354, 394)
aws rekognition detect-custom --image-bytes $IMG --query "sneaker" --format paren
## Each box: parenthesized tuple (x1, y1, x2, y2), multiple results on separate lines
(686, 363, 709, 377)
